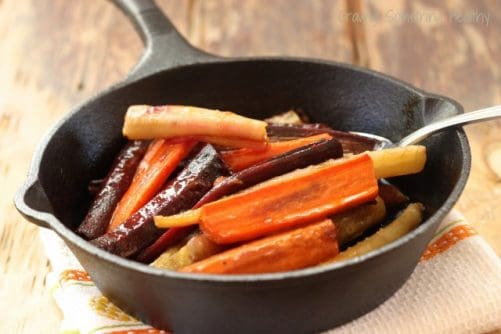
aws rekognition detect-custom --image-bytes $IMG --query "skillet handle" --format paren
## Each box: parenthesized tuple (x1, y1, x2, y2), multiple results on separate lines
(111, 0, 219, 81)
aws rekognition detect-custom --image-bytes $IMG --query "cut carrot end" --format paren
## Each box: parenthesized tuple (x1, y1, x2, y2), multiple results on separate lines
(368, 145, 426, 179)
(154, 209, 202, 229)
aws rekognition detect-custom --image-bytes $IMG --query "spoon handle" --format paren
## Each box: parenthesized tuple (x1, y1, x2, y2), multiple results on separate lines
(398, 105, 501, 147)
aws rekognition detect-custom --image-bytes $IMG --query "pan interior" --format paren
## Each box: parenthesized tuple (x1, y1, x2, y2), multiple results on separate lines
(38, 60, 466, 234)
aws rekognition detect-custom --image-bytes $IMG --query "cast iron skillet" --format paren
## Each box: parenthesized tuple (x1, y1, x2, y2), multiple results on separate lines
(15, 0, 471, 333)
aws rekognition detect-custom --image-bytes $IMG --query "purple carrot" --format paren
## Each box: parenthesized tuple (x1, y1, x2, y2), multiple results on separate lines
(91, 144, 226, 258)
(77, 140, 148, 240)
(266, 123, 377, 153)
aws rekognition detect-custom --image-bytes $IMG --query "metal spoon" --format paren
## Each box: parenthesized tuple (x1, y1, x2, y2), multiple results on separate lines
(352, 105, 501, 149)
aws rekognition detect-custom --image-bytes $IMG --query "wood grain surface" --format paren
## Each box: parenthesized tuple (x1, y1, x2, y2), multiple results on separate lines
(0, 0, 499, 333)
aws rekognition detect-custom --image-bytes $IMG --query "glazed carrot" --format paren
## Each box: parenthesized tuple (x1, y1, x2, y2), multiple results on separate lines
(152, 233, 226, 270)
(326, 203, 424, 263)
(77, 140, 148, 240)
(264, 110, 305, 125)
(93, 144, 226, 258)
(196, 138, 343, 207)
(135, 226, 195, 263)
(180, 219, 338, 274)
(378, 182, 409, 208)
(197, 136, 268, 150)
(140, 138, 343, 262)
(367, 146, 426, 178)
(220, 133, 332, 172)
(165, 135, 268, 150)
(123, 105, 268, 147)
(266, 123, 377, 153)
(156, 154, 378, 244)
(106, 139, 196, 232)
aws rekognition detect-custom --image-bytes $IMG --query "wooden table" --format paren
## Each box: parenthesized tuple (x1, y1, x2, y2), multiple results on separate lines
(1, 1, 499, 333)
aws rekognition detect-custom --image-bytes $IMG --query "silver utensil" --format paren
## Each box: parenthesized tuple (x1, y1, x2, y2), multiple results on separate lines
(353, 105, 501, 149)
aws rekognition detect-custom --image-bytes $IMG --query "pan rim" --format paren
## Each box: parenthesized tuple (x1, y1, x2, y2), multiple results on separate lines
(15, 57, 471, 283)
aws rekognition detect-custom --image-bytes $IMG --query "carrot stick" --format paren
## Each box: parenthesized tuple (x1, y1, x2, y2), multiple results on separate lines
(196, 138, 342, 207)
(135, 226, 195, 263)
(156, 154, 378, 244)
(77, 140, 148, 240)
(107, 138, 196, 232)
(326, 203, 424, 263)
(143, 138, 342, 263)
(155, 209, 202, 228)
(203, 154, 377, 244)
(196, 136, 268, 150)
(266, 123, 377, 153)
(180, 219, 338, 274)
(220, 133, 332, 171)
(367, 146, 426, 178)
(123, 105, 268, 146)
(166, 135, 268, 150)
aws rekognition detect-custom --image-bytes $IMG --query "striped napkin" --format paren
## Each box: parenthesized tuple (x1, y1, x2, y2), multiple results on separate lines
(40, 211, 501, 334)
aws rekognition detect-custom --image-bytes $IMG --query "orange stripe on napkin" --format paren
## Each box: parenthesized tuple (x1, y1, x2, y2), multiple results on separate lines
(60, 269, 91, 283)
(421, 224, 477, 261)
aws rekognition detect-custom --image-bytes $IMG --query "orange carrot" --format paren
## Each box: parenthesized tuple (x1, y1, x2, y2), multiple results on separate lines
(107, 139, 196, 232)
(202, 154, 377, 243)
(180, 219, 338, 274)
(156, 154, 378, 244)
(220, 133, 332, 171)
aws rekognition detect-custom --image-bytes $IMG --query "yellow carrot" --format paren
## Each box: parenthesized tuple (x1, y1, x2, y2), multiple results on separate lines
(123, 105, 268, 147)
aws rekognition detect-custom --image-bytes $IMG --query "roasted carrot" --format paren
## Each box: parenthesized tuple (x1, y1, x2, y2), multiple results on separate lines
(220, 133, 332, 172)
(327, 203, 424, 263)
(152, 233, 226, 270)
(106, 139, 196, 232)
(123, 105, 268, 147)
(266, 123, 377, 153)
(367, 146, 426, 178)
(196, 138, 343, 207)
(264, 110, 305, 125)
(135, 226, 195, 263)
(77, 140, 148, 240)
(196, 136, 268, 150)
(180, 219, 338, 274)
(334, 196, 386, 246)
(156, 198, 384, 270)
(156, 154, 378, 244)
(378, 182, 409, 208)
(92, 144, 226, 258)
(165, 135, 268, 150)
(138, 138, 343, 262)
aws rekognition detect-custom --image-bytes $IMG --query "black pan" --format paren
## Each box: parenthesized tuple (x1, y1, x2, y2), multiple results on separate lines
(15, 0, 470, 333)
